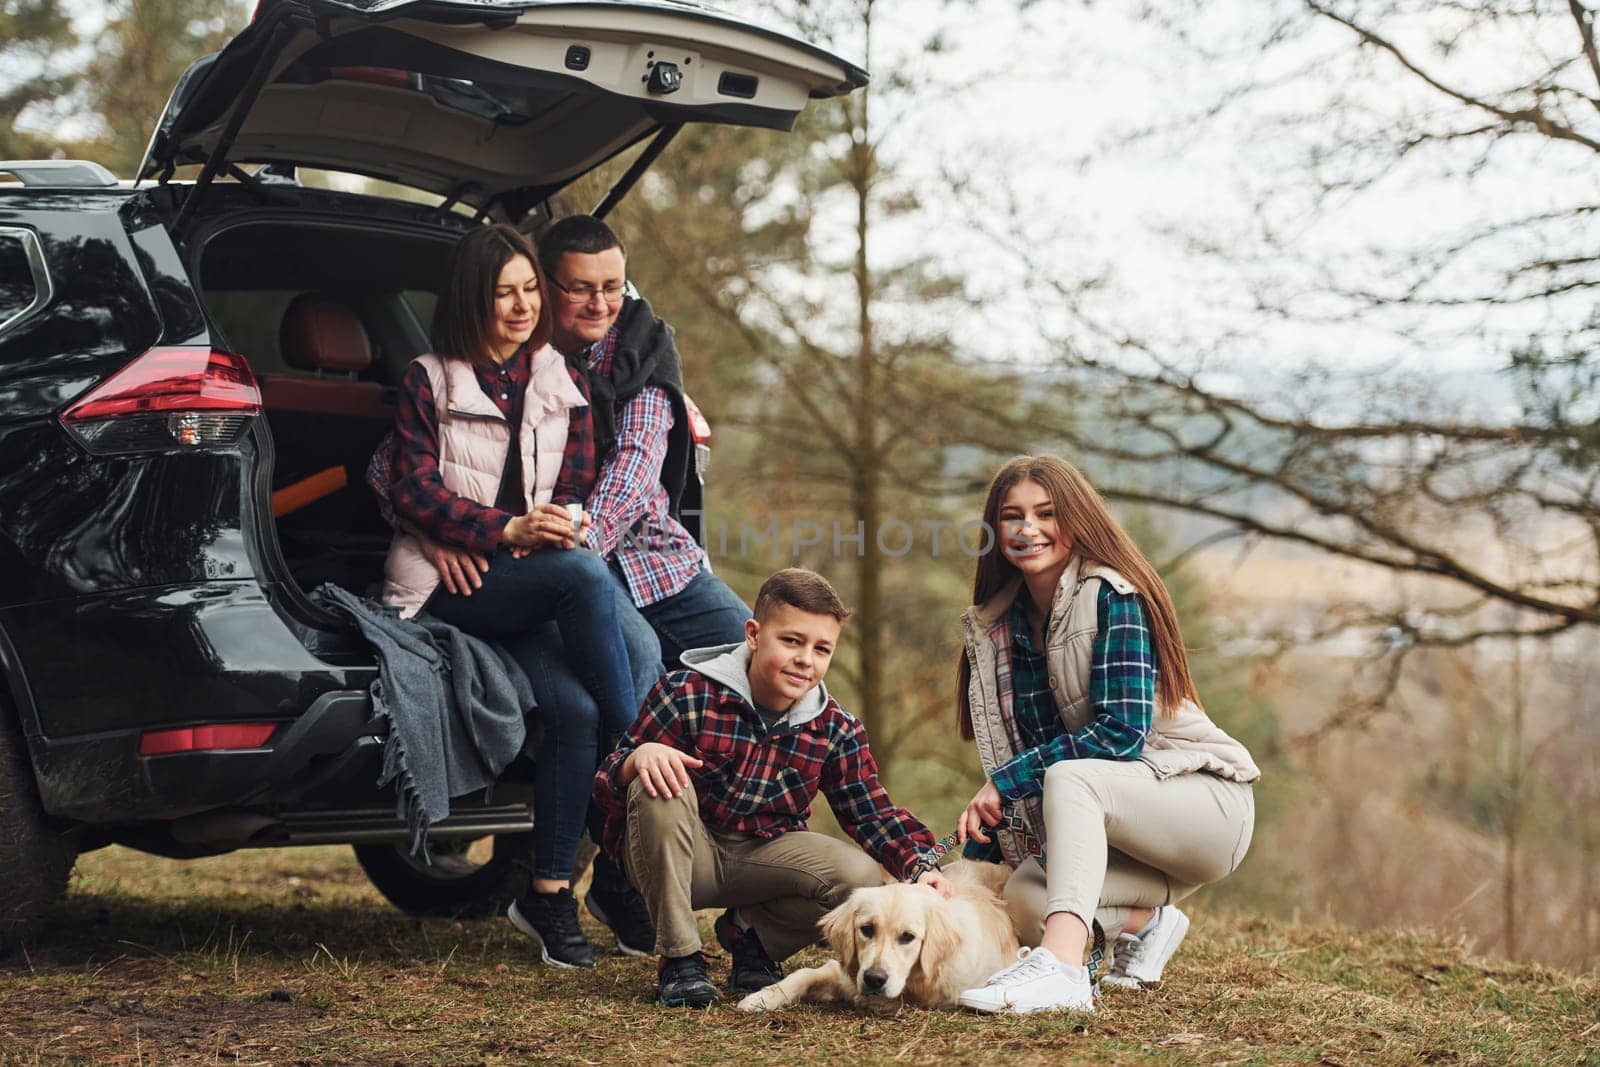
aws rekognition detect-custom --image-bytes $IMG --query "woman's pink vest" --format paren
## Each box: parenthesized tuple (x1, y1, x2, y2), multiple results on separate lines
(381, 345, 587, 617)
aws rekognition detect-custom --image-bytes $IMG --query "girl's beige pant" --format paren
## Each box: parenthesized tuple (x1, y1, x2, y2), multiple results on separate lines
(1003, 759, 1255, 944)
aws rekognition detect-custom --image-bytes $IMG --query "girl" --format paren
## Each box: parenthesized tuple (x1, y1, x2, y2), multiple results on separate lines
(952, 455, 1259, 1014)
(381, 224, 639, 969)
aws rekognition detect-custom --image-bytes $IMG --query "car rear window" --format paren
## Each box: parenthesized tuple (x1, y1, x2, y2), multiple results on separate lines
(206, 290, 300, 372)
(208, 288, 437, 378)
(400, 290, 437, 334)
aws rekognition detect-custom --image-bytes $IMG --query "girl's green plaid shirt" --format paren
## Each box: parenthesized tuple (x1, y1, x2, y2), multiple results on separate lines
(988, 585, 1157, 802)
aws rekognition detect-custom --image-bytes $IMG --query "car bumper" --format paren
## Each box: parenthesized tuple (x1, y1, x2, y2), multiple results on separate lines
(29, 688, 379, 822)
(1, 581, 378, 821)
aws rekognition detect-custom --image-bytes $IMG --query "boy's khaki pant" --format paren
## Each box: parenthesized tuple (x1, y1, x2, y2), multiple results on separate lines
(1004, 759, 1255, 944)
(620, 778, 887, 960)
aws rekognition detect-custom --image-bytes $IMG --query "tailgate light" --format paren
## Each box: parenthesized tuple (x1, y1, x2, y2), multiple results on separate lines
(60, 346, 261, 455)
(139, 722, 278, 756)
(329, 66, 418, 89)
(683, 393, 711, 444)
(683, 394, 711, 477)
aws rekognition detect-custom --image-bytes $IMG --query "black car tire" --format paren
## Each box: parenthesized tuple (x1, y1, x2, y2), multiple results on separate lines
(0, 708, 76, 955)
(353, 832, 533, 919)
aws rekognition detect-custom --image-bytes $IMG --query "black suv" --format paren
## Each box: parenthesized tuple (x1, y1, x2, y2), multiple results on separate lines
(0, 0, 864, 952)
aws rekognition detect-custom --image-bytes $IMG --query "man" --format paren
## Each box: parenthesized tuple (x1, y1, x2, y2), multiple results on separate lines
(534, 214, 751, 669)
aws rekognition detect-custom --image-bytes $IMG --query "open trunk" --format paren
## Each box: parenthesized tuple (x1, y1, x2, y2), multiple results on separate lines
(142, 0, 867, 224)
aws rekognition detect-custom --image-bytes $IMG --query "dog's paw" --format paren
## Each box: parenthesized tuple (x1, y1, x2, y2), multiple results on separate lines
(737, 988, 786, 1013)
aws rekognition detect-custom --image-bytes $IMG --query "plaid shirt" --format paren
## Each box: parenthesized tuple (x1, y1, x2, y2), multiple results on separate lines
(989, 585, 1155, 802)
(387, 348, 598, 555)
(579, 327, 705, 607)
(594, 668, 937, 880)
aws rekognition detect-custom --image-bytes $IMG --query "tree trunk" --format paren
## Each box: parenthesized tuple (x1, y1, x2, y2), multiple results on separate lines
(1580, 745, 1597, 970)
(1502, 640, 1525, 960)
(848, 4, 886, 760)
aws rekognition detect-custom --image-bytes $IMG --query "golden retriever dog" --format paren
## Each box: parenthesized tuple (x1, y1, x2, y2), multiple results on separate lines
(736, 860, 1019, 1012)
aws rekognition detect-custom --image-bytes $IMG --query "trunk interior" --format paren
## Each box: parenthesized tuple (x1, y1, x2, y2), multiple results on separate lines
(198, 216, 464, 603)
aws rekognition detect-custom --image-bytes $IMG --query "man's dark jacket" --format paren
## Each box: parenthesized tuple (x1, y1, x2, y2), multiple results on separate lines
(581, 295, 693, 521)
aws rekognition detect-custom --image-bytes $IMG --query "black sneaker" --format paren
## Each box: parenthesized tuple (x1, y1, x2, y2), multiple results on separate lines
(507, 887, 596, 968)
(657, 952, 719, 1008)
(714, 909, 782, 994)
(586, 881, 656, 957)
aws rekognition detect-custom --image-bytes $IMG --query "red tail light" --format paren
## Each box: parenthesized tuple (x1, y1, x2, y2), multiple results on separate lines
(61, 346, 260, 454)
(139, 722, 278, 756)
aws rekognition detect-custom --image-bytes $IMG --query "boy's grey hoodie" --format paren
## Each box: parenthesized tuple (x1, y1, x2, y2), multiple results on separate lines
(678, 643, 829, 731)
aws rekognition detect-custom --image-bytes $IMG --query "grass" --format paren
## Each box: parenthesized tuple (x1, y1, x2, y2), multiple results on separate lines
(0, 847, 1593, 1066)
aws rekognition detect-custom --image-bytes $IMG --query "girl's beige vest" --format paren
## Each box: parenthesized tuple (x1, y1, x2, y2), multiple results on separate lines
(961, 556, 1260, 865)
(381, 346, 587, 618)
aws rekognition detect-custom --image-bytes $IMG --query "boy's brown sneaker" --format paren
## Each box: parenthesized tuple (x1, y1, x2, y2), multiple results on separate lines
(657, 952, 719, 1007)
(714, 909, 782, 994)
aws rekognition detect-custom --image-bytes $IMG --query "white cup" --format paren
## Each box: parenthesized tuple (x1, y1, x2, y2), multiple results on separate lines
(565, 502, 584, 540)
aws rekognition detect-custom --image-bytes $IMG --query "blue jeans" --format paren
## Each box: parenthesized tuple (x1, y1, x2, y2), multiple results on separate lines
(632, 564, 752, 669)
(520, 584, 661, 880)
(613, 583, 666, 708)
(427, 548, 645, 880)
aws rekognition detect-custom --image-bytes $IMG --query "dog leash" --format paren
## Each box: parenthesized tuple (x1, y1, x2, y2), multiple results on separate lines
(1086, 919, 1107, 992)
(923, 826, 1109, 992)
(927, 826, 964, 864)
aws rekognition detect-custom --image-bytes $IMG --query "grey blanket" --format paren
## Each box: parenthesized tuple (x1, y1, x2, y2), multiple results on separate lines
(312, 585, 533, 857)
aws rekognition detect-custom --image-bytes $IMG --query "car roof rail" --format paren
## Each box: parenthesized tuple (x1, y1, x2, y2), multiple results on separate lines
(0, 160, 119, 188)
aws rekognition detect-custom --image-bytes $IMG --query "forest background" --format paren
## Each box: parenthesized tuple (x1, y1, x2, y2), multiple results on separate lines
(3, 0, 1597, 974)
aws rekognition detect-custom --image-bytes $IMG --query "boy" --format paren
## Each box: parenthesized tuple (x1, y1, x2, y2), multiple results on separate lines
(593, 568, 948, 1007)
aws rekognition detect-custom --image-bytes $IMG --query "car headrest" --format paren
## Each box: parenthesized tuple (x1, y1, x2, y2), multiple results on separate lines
(279, 292, 372, 374)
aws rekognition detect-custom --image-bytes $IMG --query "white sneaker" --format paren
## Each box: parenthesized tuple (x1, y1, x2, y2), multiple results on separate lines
(1102, 905, 1189, 989)
(957, 947, 1095, 1014)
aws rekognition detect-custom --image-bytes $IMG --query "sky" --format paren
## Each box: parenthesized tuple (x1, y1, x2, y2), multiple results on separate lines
(717, 0, 1597, 420)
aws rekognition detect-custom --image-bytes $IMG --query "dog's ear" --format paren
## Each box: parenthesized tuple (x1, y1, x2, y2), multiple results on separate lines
(819, 893, 861, 976)
(907, 896, 959, 1003)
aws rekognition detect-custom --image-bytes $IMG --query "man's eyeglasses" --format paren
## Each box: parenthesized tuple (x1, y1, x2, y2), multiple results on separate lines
(550, 278, 626, 305)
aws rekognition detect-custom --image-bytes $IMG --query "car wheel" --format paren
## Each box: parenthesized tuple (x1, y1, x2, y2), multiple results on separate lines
(0, 709, 76, 955)
(353, 832, 533, 919)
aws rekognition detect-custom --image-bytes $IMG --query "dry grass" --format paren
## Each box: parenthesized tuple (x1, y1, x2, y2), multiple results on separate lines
(0, 846, 1593, 1066)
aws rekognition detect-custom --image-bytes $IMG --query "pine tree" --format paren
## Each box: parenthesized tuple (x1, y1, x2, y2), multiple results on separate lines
(82, 0, 247, 174)
(0, 0, 80, 159)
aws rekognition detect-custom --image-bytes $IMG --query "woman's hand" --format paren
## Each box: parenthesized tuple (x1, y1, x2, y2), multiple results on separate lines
(915, 868, 956, 898)
(416, 532, 489, 595)
(620, 741, 704, 798)
(957, 779, 1004, 845)
(503, 503, 590, 550)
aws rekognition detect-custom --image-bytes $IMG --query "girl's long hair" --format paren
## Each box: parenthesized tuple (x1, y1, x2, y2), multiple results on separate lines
(956, 455, 1199, 740)
(431, 223, 552, 367)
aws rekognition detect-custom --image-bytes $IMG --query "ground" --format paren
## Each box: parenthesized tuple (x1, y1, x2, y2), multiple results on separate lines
(0, 846, 1593, 1065)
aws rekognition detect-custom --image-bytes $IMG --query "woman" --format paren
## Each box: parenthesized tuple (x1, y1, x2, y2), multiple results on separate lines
(951, 455, 1259, 1014)
(381, 224, 640, 969)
